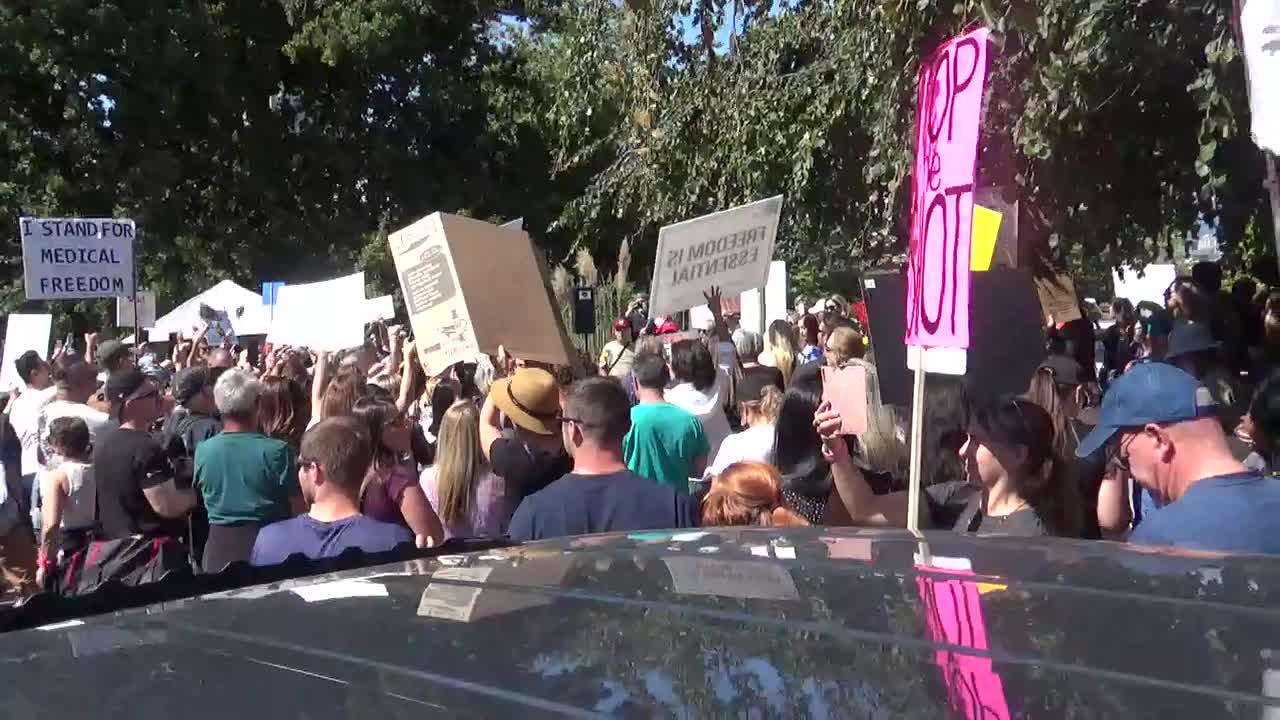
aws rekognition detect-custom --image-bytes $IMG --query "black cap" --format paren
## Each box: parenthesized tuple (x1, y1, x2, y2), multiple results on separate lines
(97, 339, 131, 366)
(1165, 321, 1220, 360)
(106, 368, 148, 409)
(1037, 354, 1084, 387)
(172, 367, 211, 405)
(738, 366, 784, 404)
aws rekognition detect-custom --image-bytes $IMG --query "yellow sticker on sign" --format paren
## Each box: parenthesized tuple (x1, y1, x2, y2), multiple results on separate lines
(970, 205, 1003, 272)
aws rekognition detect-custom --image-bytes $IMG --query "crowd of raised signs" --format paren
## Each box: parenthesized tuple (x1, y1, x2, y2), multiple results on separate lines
(2, 257, 1280, 598)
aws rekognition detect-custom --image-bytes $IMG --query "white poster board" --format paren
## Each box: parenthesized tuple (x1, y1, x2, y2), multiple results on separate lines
(647, 196, 783, 317)
(20, 217, 136, 300)
(1112, 263, 1177, 309)
(364, 295, 396, 323)
(1, 314, 53, 391)
(1243, 0, 1280, 154)
(116, 291, 157, 328)
(268, 272, 367, 352)
(741, 260, 787, 336)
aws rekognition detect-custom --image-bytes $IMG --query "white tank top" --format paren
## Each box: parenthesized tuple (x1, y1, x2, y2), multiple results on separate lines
(61, 461, 95, 530)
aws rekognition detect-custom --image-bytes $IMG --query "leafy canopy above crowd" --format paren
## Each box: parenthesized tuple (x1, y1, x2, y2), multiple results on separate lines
(0, 0, 1267, 333)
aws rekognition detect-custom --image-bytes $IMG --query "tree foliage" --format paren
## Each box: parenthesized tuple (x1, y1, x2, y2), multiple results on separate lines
(0, 0, 1270, 333)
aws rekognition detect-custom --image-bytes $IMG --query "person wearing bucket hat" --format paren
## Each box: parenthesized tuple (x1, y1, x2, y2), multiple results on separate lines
(479, 367, 572, 503)
(1165, 321, 1244, 431)
(1076, 362, 1280, 553)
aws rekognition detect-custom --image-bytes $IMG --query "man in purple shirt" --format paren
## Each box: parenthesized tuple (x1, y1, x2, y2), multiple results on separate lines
(250, 417, 410, 566)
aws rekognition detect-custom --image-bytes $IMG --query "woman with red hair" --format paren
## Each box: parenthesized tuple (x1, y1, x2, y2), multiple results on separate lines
(700, 461, 809, 527)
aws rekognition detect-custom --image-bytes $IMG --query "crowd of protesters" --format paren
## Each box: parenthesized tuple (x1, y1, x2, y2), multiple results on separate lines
(3, 258, 1280, 599)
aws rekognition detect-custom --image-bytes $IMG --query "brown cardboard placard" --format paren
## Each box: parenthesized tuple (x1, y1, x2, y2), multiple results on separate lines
(389, 213, 572, 374)
(1033, 273, 1082, 324)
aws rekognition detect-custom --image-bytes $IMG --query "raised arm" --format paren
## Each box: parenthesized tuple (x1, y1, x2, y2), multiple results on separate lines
(817, 404, 922, 528)
(479, 391, 504, 463)
(311, 350, 331, 416)
(702, 286, 729, 342)
(1096, 467, 1133, 540)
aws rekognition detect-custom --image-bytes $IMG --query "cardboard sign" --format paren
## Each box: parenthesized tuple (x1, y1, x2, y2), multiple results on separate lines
(20, 217, 136, 300)
(647, 196, 783, 317)
(115, 291, 157, 328)
(1033, 273, 1082, 323)
(268, 272, 366, 352)
(821, 365, 869, 436)
(388, 213, 572, 374)
(662, 557, 799, 600)
(0, 314, 52, 391)
(904, 29, 990, 349)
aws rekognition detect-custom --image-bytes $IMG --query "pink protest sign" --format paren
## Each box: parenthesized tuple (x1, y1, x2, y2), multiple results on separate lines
(916, 567, 1012, 720)
(905, 28, 991, 349)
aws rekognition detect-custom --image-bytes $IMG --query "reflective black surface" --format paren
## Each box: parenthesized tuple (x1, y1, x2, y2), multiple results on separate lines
(5, 527, 1280, 718)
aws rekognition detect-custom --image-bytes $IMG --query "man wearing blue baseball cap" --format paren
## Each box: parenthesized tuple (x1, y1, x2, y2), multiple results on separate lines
(1077, 362, 1280, 554)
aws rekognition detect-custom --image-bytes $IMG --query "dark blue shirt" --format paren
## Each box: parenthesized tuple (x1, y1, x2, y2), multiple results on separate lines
(1129, 473, 1280, 554)
(508, 470, 699, 542)
(249, 513, 412, 566)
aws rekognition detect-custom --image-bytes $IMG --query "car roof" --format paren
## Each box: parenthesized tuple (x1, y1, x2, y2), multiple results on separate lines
(6, 527, 1280, 717)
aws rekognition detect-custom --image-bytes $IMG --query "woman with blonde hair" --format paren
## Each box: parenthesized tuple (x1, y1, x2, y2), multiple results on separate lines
(841, 358, 907, 480)
(759, 319, 800, 386)
(421, 401, 510, 539)
(701, 461, 810, 527)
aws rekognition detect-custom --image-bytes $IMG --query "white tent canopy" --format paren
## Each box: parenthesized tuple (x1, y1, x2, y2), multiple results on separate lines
(144, 279, 272, 341)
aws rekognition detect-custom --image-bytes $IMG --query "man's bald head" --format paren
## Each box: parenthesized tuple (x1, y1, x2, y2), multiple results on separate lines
(207, 348, 235, 370)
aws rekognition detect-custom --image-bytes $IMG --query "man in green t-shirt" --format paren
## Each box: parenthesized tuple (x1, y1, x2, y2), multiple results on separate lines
(195, 369, 305, 572)
(623, 352, 708, 492)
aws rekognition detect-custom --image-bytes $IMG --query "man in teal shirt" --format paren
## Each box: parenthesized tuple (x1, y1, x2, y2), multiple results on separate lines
(196, 369, 305, 572)
(624, 352, 708, 491)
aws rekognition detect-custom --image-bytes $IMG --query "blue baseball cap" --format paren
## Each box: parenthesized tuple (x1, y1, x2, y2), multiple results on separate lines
(1075, 363, 1218, 458)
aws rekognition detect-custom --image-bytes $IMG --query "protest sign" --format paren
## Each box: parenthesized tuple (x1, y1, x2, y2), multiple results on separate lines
(1112, 263, 1176, 309)
(1242, 0, 1280, 155)
(389, 213, 572, 374)
(1, 314, 52, 391)
(20, 217, 136, 300)
(904, 28, 990, 350)
(969, 206, 1002, 271)
(268, 272, 367, 352)
(647, 196, 783, 318)
(662, 557, 799, 601)
(1034, 273, 1082, 323)
(115, 291, 157, 328)
(364, 295, 395, 323)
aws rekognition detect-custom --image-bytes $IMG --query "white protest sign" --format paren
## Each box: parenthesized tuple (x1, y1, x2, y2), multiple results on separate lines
(688, 260, 786, 337)
(1243, 0, 1280, 154)
(647, 196, 783, 317)
(268, 272, 367, 352)
(1, 314, 53, 391)
(116, 291, 157, 328)
(20, 217, 135, 300)
(1112, 263, 1176, 309)
(364, 295, 396, 323)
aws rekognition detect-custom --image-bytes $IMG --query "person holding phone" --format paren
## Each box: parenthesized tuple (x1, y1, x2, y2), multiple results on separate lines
(819, 396, 1082, 537)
